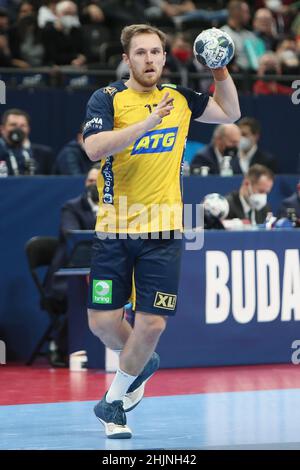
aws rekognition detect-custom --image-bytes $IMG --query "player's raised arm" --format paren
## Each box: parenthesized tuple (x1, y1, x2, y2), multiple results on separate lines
(84, 93, 174, 161)
(193, 28, 240, 124)
(198, 67, 241, 124)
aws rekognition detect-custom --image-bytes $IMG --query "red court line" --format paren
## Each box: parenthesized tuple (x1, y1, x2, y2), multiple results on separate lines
(1, 363, 300, 406)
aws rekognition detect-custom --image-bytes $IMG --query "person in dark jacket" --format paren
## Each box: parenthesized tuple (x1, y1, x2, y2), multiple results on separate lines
(277, 180, 300, 219)
(225, 164, 274, 225)
(53, 126, 93, 174)
(191, 124, 242, 175)
(42, 0, 87, 66)
(44, 165, 100, 365)
(0, 108, 54, 175)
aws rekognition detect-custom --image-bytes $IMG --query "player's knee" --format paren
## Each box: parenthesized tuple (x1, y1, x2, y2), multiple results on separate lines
(87, 309, 122, 337)
(136, 314, 167, 342)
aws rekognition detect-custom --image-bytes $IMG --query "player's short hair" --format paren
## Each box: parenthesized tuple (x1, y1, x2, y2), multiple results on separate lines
(238, 117, 261, 135)
(246, 164, 274, 183)
(1, 108, 30, 126)
(121, 24, 167, 54)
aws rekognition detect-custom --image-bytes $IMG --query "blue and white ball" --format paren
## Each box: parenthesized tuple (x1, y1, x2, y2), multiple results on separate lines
(203, 193, 229, 220)
(193, 28, 235, 69)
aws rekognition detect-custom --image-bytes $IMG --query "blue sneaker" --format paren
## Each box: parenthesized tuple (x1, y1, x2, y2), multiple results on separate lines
(94, 394, 132, 439)
(123, 352, 160, 412)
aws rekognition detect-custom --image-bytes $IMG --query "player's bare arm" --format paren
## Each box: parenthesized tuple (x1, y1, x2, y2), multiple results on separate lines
(197, 67, 241, 124)
(84, 92, 174, 161)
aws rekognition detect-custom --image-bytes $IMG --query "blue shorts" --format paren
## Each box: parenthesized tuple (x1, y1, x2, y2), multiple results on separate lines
(87, 232, 183, 316)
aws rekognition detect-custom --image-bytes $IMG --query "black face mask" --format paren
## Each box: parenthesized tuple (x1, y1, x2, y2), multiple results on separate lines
(7, 128, 26, 147)
(223, 146, 238, 158)
(86, 184, 99, 203)
(264, 68, 277, 76)
(281, 64, 300, 76)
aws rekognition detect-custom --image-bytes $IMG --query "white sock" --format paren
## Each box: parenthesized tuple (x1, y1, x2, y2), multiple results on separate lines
(106, 368, 137, 403)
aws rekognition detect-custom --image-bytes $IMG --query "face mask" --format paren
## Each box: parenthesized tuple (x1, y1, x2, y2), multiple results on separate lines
(8, 128, 25, 146)
(281, 64, 300, 75)
(249, 192, 267, 210)
(60, 15, 80, 31)
(239, 136, 253, 152)
(86, 184, 99, 203)
(172, 48, 192, 63)
(264, 68, 277, 76)
(223, 146, 238, 158)
(265, 0, 281, 12)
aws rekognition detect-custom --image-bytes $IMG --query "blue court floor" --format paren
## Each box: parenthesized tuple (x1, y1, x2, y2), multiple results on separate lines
(1, 389, 300, 450)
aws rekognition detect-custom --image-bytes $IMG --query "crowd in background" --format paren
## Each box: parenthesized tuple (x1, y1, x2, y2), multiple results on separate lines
(0, 0, 298, 93)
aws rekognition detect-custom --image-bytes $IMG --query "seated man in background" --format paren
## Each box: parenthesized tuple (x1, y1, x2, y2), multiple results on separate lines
(238, 116, 278, 173)
(53, 124, 94, 175)
(225, 164, 274, 225)
(44, 165, 100, 365)
(0, 108, 54, 175)
(277, 179, 300, 219)
(191, 123, 242, 175)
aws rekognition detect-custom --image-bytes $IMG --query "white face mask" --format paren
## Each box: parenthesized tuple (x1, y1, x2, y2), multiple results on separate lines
(239, 136, 253, 153)
(249, 192, 267, 210)
(60, 15, 80, 31)
(265, 0, 282, 12)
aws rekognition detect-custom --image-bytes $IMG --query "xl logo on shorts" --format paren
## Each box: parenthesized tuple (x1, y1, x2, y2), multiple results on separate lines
(154, 292, 177, 310)
(92, 280, 112, 304)
(131, 127, 178, 155)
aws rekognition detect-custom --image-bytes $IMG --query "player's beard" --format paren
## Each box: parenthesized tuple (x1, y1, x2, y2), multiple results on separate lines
(131, 67, 161, 89)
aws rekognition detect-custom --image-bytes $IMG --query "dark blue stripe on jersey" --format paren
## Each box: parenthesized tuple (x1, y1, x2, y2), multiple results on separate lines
(160, 83, 209, 119)
(101, 156, 114, 204)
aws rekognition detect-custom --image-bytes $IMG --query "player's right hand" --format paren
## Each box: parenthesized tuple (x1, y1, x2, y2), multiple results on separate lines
(146, 92, 174, 128)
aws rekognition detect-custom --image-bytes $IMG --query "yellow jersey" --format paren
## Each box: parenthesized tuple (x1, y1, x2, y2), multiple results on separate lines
(83, 81, 208, 233)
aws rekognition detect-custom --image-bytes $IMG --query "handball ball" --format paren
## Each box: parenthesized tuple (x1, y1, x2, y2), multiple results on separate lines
(193, 28, 235, 69)
(203, 193, 229, 220)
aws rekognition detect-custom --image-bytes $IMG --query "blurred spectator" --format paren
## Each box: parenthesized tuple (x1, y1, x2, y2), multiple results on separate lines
(0, 7, 9, 33)
(191, 124, 242, 175)
(0, 8, 12, 66)
(42, 0, 87, 66)
(80, 1, 106, 24)
(79, 1, 111, 64)
(44, 165, 100, 366)
(0, 7, 29, 68)
(10, 10, 45, 66)
(260, 0, 295, 35)
(18, 1, 35, 19)
(164, 32, 199, 85)
(98, 0, 148, 32)
(277, 180, 300, 219)
(253, 52, 292, 94)
(276, 37, 300, 75)
(53, 125, 94, 175)
(0, 108, 54, 175)
(238, 117, 278, 173)
(38, 0, 58, 28)
(225, 164, 274, 225)
(221, 0, 258, 71)
(145, 0, 196, 22)
(253, 8, 278, 51)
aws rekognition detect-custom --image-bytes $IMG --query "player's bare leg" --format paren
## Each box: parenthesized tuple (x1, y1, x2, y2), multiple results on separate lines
(89, 308, 163, 438)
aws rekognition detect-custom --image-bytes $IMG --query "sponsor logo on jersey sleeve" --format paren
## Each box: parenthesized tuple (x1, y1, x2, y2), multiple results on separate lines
(83, 117, 103, 133)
